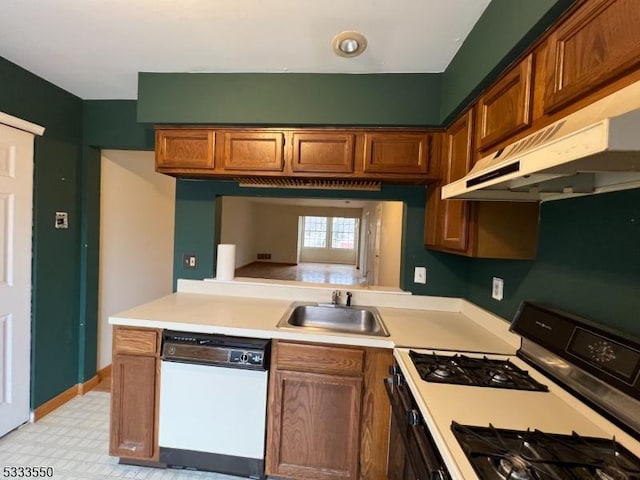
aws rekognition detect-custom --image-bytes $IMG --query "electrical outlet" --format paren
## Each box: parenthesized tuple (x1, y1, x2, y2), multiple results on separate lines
(183, 254, 197, 269)
(492, 277, 504, 301)
(414, 266, 427, 284)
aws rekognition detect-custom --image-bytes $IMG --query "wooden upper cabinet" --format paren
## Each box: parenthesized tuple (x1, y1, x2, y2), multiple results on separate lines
(362, 132, 430, 174)
(477, 54, 533, 151)
(440, 110, 474, 252)
(544, 0, 640, 112)
(156, 129, 214, 170)
(221, 131, 285, 171)
(291, 132, 356, 174)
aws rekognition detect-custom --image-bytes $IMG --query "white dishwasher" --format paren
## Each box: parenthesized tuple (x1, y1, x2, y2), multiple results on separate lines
(158, 330, 270, 479)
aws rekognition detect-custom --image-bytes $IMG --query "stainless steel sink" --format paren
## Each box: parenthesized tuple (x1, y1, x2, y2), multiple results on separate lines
(277, 302, 390, 337)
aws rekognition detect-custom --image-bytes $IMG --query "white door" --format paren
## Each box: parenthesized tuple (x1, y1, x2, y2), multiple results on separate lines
(0, 122, 36, 437)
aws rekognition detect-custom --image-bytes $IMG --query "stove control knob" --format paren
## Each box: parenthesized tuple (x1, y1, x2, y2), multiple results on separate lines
(408, 409, 421, 426)
(432, 470, 448, 480)
(388, 365, 400, 376)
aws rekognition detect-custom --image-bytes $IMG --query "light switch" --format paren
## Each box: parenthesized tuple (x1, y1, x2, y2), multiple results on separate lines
(55, 212, 68, 229)
(414, 266, 427, 284)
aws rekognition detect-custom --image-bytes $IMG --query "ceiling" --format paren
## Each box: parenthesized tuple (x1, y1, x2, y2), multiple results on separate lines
(0, 0, 490, 100)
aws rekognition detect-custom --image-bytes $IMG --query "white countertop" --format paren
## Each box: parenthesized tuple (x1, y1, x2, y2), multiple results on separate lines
(109, 279, 519, 353)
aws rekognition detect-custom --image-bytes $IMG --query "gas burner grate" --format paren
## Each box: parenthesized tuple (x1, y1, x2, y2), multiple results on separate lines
(451, 422, 640, 480)
(409, 351, 549, 391)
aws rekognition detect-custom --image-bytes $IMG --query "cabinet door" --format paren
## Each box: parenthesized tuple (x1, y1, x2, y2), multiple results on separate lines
(110, 354, 157, 459)
(292, 132, 356, 173)
(440, 110, 474, 252)
(544, 0, 640, 112)
(266, 370, 362, 480)
(221, 131, 284, 171)
(156, 129, 214, 170)
(424, 134, 442, 248)
(363, 132, 430, 174)
(477, 55, 533, 151)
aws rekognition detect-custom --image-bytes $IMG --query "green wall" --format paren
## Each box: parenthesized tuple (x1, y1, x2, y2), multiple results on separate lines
(440, 0, 576, 124)
(138, 73, 442, 126)
(467, 189, 640, 336)
(0, 57, 83, 407)
(79, 100, 154, 382)
(172, 180, 469, 297)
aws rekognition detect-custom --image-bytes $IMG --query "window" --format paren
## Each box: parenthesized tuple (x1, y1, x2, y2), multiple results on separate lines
(303, 216, 328, 248)
(331, 217, 356, 249)
(302, 216, 358, 250)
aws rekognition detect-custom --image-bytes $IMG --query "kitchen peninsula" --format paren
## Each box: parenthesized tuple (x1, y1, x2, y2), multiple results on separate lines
(109, 278, 519, 479)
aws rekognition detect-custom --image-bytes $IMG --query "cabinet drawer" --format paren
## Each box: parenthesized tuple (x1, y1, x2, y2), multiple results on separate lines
(276, 341, 364, 376)
(114, 328, 159, 355)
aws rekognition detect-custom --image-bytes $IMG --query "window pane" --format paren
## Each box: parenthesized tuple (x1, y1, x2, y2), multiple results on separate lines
(331, 217, 357, 249)
(303, 216, 327, 248)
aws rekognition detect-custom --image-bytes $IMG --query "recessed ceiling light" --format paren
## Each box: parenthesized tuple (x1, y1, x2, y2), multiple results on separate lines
(332, 31, 367, 58)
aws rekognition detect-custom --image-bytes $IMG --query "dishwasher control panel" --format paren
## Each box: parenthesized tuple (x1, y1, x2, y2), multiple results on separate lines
(161, 330, 270, 370)
(229, 350, 264, 366)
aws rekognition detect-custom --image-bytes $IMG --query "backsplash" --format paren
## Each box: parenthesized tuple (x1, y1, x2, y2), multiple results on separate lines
(466, 188, 640, 337)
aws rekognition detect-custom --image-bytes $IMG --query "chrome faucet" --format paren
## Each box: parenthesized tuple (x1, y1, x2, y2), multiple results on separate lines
(331, 290, 341, 305)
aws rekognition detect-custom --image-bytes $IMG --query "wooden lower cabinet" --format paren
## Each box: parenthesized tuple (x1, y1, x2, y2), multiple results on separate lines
(265, 340, 392, 480)
(110, 327, 160, 461)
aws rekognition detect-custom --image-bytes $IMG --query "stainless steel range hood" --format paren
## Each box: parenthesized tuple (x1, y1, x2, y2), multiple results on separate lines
(442, 80, 640, 202)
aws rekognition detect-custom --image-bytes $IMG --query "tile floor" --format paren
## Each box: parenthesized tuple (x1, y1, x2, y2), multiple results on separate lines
(0, 392, 243, 480)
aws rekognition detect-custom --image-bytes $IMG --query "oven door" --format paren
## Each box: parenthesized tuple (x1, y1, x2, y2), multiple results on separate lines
(385, 367, 450, 480)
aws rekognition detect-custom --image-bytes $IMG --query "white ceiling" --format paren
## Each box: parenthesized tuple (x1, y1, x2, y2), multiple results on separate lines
(0, 0, 490, 100)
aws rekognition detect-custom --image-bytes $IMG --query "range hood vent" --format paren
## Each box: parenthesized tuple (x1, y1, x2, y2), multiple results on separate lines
(442, 80, 640, 202)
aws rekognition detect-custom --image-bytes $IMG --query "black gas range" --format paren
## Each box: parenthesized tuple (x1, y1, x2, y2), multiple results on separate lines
(389, 302, 640, 480)
(451, 422, 640, 480)
(409, 350, 548, 391)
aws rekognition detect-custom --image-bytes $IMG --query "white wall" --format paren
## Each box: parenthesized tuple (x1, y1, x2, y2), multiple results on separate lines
(220, 197, 257, 267)
(377, 202, 403, 287)
(97, 150, 175, 369)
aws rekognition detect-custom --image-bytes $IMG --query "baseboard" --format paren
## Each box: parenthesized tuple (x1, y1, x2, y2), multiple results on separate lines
(77, 375, 99, 395)
(97, 364, 112, 380)
(32, 364, 112, 421)
(33, 384, 78, 421)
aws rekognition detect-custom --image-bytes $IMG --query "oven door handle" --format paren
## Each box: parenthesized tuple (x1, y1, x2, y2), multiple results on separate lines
(409, 409, 450, 480)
